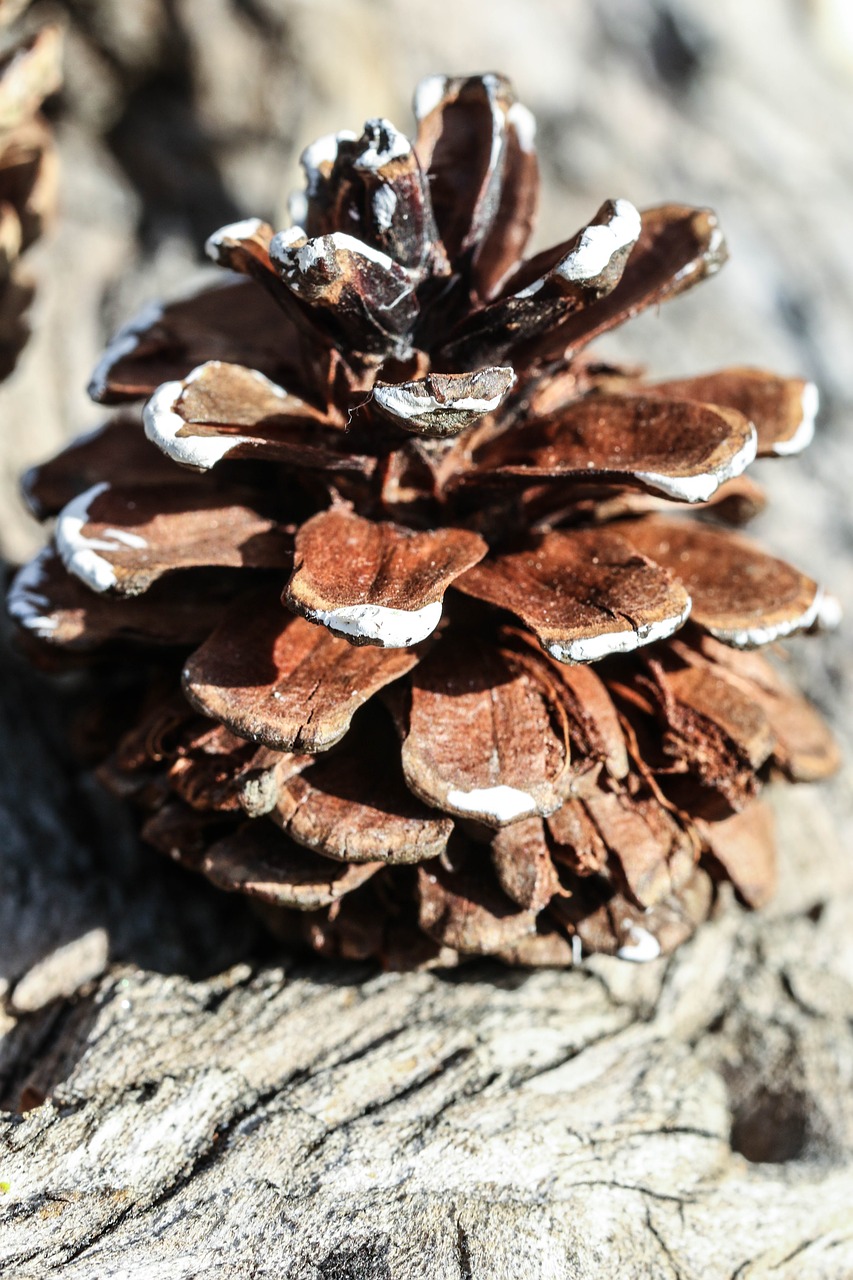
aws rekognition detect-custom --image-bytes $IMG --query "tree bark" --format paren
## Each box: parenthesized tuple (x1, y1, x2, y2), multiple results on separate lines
(2, 2, 853, 1275)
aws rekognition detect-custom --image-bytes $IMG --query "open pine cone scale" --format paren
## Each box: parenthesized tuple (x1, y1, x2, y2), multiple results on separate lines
(9, 73, 840, 968)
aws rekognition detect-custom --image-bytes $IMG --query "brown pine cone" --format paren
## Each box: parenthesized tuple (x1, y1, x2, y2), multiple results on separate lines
(0, 10, 61, 379)
(9, 73, 840, 969)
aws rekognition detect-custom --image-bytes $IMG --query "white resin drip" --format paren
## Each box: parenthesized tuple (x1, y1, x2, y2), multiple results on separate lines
(556, 199, 641, 284)
(707, 585, 823, 650)
(545, 597, 692, 665)
(413, 74, 447, 120)
(56, 483, 149, 593)
(8, 552, 58, 636)
(445, 784, 536, 824)
(516, 199, 640, 300)
(772, 382, 818, 456)
(507, 101, 537, 152)
(306, 599, 442, 648)
(274, 225, 308, 251)
(617, 926, 661, 963)
(372, 186, 398, 231)
(87, 301, 164, 401)
(103, 527, 148, 548)
(204, 217, 265, 264)
(354, 119, 411, 170)
(635, 426, 758, 503)
(374, 382, 508, 422)
(272, 231, 396, 278)
(317, 233, 395, 270)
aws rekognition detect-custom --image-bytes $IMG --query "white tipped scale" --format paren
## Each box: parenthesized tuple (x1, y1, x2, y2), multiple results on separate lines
(353, 119, 411, 170)
(7, 551, 59, 637)
(445, 784, 537, 825)
(635, 425, 758, 504)
(555, 199, 641, 285)
(815, 590, 843, 632)
(772, 381, 818, 456)
(617, 926, 662, 963)
(55, 482, 115, 593)
(270, 230, 397, 279)
(300, 599, 443, 649)
(706, 584, 825, 650)
(143, 379, 228, 472)
(301, 130, 358, 169)
(299, 130, 357, 195)
(374, 386, 506, 421)
(704, 224, 727, 268)
(56, 482, 150, 594)
(271, 225, 308, 254)
(413, 74, 448, 121)
(507, 101, 537, 153)
(545, 596, 692, 665)
(516, 199, 641, 300)
(310, 232, 395, 270)
(204, 217, 266, 265)
(373, 367, 516, 437)
(87, 301, 164, 402)
(142, 364, 257, 472)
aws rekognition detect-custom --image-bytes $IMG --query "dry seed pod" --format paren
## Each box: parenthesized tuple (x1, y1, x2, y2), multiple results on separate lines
(9, 71, 839, 969)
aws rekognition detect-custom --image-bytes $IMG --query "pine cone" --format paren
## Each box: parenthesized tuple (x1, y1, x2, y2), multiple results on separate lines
(10, 73, 840, 968)
(0, 9, 61, 379)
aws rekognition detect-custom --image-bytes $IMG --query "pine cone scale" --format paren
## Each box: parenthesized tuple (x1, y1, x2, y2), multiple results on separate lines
(461, 394, 757, 503)
(525, 203, 727, 365)
(88, 281, 316, 406)
(411, 72, 532, 271)
(621, 517, 822, 647)
(182, 592, 420, 753)
(642, 367, 818, 456)
(285, 508, 487, 647)
(454, 525, 692, 664)
(142, 360, 366, 475)
(54, 482, 294, 597)
(400, 634, 574, 827)
(202, 821, 384, 910)
(372, 365, 516, 438)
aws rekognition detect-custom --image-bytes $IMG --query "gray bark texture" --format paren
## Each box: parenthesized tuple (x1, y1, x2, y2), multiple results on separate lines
(2, 1, 853, 1275)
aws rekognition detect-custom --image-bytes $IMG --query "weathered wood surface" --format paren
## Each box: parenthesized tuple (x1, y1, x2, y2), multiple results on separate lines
(2, 2, 853, 1275)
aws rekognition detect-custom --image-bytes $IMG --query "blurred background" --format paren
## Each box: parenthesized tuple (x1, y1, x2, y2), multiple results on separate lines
(0, 0, 851, 863)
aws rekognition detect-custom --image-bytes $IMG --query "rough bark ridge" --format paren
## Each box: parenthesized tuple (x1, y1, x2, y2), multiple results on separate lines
(2, 1, 853, 1276)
